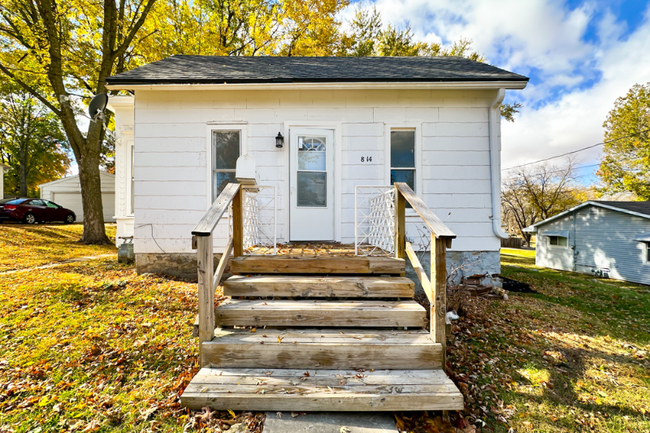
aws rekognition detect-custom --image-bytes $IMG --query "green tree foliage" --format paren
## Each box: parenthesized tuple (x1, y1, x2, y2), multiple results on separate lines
(598, 83, 650, 200)
(501, 159, 581, 245)
(0, 89, 70, 197)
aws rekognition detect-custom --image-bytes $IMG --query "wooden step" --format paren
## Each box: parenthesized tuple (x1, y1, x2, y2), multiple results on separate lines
(223, 275, 415, 298)
(181, 368, 464, 411)
(215, 299, 427, 328)
(202, 328, 442, 370)
(230, 256, 405, 275)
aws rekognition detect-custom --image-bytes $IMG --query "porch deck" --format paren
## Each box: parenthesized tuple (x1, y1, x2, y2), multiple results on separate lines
(181, 183, 464, 412)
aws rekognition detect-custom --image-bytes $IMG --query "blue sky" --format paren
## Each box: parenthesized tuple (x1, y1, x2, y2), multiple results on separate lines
(343, 0, 650, 185)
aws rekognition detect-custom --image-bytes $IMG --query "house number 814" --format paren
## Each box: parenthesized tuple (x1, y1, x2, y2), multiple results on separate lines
(360, 156, 372, 162)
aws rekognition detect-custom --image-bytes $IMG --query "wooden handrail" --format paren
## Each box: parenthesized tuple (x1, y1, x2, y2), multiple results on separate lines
(194, 183, 243, 367)
(192, 183, 241, 236)
(394, 182, 456, 240)
(405, 241, 432, 303)
(394, 182, 453, 368)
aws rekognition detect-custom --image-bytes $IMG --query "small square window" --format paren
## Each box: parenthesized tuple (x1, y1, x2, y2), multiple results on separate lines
(549, 236, 568, 247)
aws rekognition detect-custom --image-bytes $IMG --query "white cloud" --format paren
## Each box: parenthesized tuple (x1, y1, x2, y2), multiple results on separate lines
(502, 5, 650, 169)
(338, 0, 650, 178)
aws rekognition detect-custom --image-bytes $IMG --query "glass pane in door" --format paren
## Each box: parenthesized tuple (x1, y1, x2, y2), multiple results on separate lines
(298, 137, 327, 170)
(297, 135, 327, 207)
(297, 172, 327, 207)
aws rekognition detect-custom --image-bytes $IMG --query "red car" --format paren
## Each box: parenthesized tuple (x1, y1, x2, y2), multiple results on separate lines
(0, 198, 76, 224)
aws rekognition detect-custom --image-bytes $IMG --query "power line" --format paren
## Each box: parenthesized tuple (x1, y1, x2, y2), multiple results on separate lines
(501, 128, 650, 171)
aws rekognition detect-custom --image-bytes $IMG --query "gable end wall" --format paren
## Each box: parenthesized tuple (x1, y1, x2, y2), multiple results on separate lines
(536, 206, 650, 285)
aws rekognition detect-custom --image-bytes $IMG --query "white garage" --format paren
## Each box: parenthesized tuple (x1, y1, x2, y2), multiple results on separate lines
(39, 171, 115, 223)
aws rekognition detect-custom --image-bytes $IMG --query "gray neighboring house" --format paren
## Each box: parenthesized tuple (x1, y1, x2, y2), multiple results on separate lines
(525, 201, 650, 286)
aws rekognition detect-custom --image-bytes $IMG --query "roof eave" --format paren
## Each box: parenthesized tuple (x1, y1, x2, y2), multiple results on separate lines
(105, 80, 528, 91)
(531, 201, 650, 229)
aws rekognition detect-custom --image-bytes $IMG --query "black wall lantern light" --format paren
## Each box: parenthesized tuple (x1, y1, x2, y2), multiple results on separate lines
(275, 132, 284, 148)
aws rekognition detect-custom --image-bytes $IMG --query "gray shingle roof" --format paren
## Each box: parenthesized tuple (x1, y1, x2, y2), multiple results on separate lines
(594, 201, 650, 217)
(106, 55, 529, 86)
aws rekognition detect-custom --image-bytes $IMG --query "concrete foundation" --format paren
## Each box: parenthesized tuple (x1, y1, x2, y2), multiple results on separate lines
(137, 249, 501, 284)
(135, 252, 227, 280)
(405, 250, 501, 304)
(263, 412, 398, 432)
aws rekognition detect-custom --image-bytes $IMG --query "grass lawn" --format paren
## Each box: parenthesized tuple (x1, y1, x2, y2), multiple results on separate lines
(1, 226, 648, 432)
(446, 248, 650, 432)
(0, 224, 117, 272)
(0, 225, 261, 432)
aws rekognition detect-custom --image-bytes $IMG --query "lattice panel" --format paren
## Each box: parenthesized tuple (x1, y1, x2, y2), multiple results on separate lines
(355, 186, 395, 257)
(242, 186, 277, 255)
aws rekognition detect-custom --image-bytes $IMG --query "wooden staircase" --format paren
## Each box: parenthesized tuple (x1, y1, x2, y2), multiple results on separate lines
(181, 183, 464, 412)
(181, 256, 463, 411)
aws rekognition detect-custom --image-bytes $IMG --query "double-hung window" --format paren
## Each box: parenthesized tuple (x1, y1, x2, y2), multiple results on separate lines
(212, 130, 241, 202)
(390, 130, 416, 190)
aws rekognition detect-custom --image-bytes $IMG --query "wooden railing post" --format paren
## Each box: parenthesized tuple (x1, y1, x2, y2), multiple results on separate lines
(395, 188, 406, 259)
(431, 235, 447, 365)
(197, 234, 214, 367)
(232, 185, 244, 257)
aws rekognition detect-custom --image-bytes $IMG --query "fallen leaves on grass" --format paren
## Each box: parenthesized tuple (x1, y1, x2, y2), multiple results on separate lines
(0, 258, 257, 432)
(0, 224, 117, 271)
(438, 250, 650, 433)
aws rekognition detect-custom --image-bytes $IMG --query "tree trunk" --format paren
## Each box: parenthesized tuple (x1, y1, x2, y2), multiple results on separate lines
(77, 150, 110, 244)
(19, 138, 27, 197)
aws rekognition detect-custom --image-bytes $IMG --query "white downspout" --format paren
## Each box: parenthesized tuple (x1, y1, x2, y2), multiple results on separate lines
(489, 89, 509, 239)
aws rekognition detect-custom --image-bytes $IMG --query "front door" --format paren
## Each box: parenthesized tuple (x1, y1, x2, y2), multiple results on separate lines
(289, 128, 335, 241)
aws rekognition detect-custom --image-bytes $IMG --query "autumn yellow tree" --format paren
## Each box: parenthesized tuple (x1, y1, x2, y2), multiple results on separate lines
(137, 0, 347, 59)
(0, 0, 157, 243)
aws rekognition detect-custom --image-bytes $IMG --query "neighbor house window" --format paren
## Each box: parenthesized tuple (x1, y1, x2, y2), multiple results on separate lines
(390, 130, 415, 191)
(548, 236, 568, 247)
(212, 130, 241, 202)
(646, 242, 650, 263)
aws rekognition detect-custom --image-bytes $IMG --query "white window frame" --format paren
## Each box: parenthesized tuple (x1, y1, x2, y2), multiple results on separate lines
(205, 123, 247, 208)
(645, 242, 650, 264)
(548, 235, 568, 248)
(385, 124, 422, 215)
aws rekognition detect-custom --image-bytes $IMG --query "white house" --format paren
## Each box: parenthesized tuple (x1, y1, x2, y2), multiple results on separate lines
(39, 172, 116, 222)
(106, 56, 528, 278)
(525, 201, 650, 285)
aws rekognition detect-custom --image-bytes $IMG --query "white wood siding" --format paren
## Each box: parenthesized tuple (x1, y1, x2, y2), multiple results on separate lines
(132, 89, 499, 254)
(536, 206, 650, 285)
